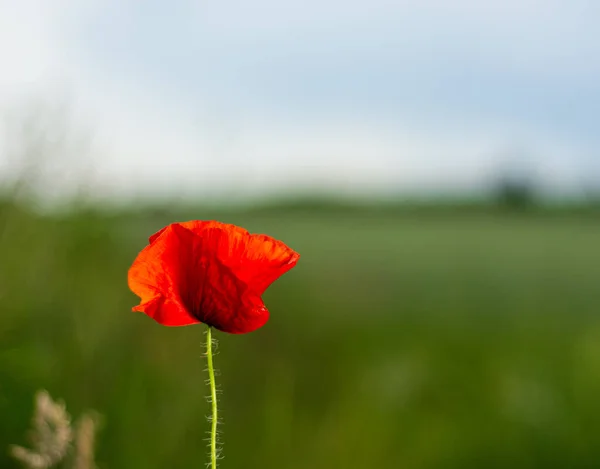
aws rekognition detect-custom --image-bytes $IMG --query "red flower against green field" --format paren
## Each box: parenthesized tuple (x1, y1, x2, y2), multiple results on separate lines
(128, 221, 300, 334)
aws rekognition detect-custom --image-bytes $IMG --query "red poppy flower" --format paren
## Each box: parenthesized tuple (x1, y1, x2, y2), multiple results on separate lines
(128, 221, 299, 334)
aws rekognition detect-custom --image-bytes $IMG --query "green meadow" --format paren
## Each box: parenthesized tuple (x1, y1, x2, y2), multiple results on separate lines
(1, 198, 600, 468)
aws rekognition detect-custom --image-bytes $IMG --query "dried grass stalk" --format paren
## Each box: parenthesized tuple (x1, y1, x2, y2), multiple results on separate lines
(10, 390, 72, 469)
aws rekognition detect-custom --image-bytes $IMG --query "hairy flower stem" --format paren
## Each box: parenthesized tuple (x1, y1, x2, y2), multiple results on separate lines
(206, 326, 218, 469)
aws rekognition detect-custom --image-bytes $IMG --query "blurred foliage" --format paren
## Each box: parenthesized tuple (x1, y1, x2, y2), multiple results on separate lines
(494, 175, 537, 210)
(1, 196, 600, 469)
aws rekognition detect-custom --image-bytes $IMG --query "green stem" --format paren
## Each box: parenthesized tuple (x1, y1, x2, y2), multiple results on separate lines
(206, 326, 218, 469)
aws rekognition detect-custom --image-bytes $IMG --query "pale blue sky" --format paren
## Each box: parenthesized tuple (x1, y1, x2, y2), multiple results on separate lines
(0, 0, 599, 200)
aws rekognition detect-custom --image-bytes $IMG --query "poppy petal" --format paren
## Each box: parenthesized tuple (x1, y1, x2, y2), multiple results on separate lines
(174, 221, 300, 294)
(194, 253, 270, 334)
(228, 232, 300, 294)
(148, 220, 223, 245)
(128, 225, 199, 326)
(169, 224, 271, 333)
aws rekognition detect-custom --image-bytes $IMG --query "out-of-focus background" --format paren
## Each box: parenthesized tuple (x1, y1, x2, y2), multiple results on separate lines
(1, 1, 600, 468)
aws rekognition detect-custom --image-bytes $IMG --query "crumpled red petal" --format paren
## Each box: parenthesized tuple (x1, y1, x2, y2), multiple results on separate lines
(128, 224, 199, 326)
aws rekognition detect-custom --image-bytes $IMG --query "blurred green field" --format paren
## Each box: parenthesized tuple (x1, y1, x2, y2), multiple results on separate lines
(1, 198, 600, 469)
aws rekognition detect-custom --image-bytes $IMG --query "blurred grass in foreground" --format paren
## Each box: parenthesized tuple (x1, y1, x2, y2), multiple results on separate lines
(1, 197, 600, 469)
